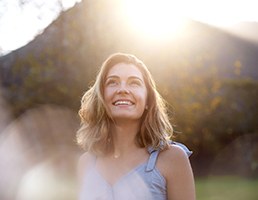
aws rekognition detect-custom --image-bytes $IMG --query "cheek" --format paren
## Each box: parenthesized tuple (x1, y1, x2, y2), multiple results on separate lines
(136, 89, 148, 104)
(103, 89, 113, 115)
(103, 88, 113, 102)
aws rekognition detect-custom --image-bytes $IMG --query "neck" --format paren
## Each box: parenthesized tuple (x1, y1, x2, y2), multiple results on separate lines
(111, 120, 141, 158)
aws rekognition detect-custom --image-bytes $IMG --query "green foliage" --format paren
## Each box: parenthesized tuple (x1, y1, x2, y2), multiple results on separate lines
(196, 176, 258, 200)
(6, 50, 84, 116)
(152, 57, 258, 175)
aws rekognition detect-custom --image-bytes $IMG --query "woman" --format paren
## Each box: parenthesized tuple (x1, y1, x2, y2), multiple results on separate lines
(77, 53, 195, 200)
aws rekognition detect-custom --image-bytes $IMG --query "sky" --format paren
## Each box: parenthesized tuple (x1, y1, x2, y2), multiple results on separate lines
(0, 0, 81, 55)
(0, 0, 258, 55)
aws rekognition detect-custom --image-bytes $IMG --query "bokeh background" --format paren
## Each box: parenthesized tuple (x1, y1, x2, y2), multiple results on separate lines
(0, 0, 258, 199)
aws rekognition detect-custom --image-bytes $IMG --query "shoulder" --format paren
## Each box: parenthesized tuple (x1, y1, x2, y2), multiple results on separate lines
(159, 144, 189, 163)
(77, 152, 95, 184)
(157, 144, 191, 178)
(157, 145, 196, 199)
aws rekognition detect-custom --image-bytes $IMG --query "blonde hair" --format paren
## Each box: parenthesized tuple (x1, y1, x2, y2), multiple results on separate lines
(77, 53, 173, 155)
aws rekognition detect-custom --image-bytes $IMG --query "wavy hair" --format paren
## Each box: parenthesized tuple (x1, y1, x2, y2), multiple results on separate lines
(77, 53, 173, 155)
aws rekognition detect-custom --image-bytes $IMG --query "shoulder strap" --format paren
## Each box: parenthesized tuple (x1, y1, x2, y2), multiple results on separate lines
(145, 148, 159, 172)
(170, 141, 193, 157)
(145, 141, 192, 172)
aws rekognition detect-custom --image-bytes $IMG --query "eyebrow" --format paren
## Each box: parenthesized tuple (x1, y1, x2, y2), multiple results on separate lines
(106, 75, 144, 83)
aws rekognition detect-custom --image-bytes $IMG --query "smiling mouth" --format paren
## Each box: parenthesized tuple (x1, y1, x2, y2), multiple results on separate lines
(113, 100, 134, 106)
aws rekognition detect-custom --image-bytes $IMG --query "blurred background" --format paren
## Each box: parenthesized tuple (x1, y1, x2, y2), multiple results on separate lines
(0, 0, 258, 199)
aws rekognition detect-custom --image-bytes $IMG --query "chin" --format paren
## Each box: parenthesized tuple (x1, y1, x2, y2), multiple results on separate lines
(112, 114, 141, 121)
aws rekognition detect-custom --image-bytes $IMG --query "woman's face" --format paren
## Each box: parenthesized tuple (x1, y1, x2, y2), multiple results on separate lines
(103, 63, 148, 123)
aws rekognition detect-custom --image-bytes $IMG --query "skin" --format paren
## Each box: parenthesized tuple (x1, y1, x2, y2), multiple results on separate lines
(158, 145, 196, 200)
(104, 62, 148, 123)
(78, 63, 196, 200)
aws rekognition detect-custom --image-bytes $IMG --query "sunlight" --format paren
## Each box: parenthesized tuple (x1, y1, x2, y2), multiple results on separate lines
(1, 0, 257, 54)
(122, 0, 258, 41)
(0, 0, 81, 54)
(187, 0, 258, 27)
(16, 160, 77, 200)
(123, 0, 188, 40)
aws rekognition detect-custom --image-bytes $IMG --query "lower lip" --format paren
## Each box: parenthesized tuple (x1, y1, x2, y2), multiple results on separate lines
(114, 104, 133, 107)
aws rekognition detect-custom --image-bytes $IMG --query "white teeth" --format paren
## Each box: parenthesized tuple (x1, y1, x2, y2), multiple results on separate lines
(114, 101, 133, 106)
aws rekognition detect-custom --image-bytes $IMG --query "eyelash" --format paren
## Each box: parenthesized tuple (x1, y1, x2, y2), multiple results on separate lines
(105, 79, 142, 86)
(130, 80, 141, 86)
(106, 80, 118, 86)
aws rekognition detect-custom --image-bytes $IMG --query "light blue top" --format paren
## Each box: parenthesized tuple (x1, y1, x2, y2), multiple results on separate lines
(79, 142, 192, 200)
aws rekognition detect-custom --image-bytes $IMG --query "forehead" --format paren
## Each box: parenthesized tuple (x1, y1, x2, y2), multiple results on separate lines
(106, 63, 144, 79)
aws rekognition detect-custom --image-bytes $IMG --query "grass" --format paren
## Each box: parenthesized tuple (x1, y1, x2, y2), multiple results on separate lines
(196, 176, 258, 200)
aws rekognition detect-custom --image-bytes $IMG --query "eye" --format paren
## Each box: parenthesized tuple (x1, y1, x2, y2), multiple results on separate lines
(129, 79, 142, 86)
(106, 79, 118, 86)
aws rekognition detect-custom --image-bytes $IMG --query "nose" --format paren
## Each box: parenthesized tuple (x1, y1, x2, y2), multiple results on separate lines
(117, 82, 129, 94)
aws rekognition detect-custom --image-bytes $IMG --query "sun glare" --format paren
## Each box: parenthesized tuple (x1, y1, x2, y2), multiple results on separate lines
(123, 0, 187, 40)
(122, 0, 258, 41)
(186, 0, 258, 27)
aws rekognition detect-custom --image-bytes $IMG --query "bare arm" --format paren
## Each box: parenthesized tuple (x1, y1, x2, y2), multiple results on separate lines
(160, 145, 196, 200)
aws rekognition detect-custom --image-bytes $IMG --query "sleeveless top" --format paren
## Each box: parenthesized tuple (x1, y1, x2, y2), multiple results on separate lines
(79, 142, 192, 200)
